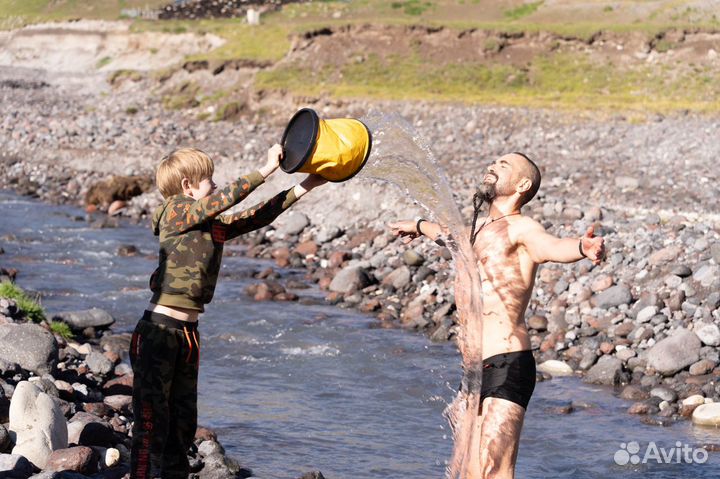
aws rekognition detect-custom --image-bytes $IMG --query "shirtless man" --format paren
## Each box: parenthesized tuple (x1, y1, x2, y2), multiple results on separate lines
(389, 152, 605, 478)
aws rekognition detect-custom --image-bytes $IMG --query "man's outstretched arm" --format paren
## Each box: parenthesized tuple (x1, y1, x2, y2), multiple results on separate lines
(388, 220, 449, 246)
(518, 219, 604, 265)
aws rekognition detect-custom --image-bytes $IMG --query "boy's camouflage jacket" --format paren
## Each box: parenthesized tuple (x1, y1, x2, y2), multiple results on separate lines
(149, 170, 298, 310)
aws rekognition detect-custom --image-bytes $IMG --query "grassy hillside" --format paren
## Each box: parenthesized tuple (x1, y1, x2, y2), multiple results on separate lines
(2, 0, 719, 114)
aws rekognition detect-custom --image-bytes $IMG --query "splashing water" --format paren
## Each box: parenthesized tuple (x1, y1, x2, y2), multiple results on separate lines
(359, 111, 485, 478)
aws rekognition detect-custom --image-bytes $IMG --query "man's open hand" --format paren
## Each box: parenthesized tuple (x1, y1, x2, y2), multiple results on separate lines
(388, 220, 419, 244)
(581, 225, 605, 265)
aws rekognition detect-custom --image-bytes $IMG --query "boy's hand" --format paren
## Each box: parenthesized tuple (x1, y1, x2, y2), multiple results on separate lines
(260, 144, 283, 178)
(300, 174, 328, 191)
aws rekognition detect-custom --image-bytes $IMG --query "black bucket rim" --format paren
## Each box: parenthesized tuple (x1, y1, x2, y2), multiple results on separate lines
(280, 108, 319, 174)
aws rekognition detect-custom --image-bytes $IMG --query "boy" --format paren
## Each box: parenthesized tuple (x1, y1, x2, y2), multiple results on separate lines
(130, 145, 326, 478)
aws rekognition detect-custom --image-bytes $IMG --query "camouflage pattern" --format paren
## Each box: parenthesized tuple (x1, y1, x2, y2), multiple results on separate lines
(149, 171, 298, 310)
(130, 313, 200, 479)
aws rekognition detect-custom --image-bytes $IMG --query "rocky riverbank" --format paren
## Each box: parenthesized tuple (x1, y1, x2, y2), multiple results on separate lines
(2, 47, 720, 446)
(0, 282, 327, 478)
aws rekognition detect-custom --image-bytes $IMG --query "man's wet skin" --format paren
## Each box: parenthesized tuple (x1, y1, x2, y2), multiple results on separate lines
(472, 216, 534, 360)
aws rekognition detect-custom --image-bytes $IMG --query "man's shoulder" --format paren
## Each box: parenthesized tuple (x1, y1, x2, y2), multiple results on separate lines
(508, 215, 545, 242)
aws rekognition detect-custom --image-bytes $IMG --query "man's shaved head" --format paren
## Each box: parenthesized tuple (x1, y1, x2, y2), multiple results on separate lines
(509, 152, 541, 206)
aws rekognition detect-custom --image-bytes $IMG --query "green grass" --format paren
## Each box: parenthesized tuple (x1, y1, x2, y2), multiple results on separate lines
(132, 19, 291, 63)
(50, 321, 73, 339)
(0, 0, 168, 28)
(256, 51, 719, 114)
(0, 281, 46, 323)
(391, 0, 434, 16)
(96, 56, 112, 69)
(504, 1, 543, 20)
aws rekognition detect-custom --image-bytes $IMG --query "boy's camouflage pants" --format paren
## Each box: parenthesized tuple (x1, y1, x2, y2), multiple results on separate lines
(130, 310, 200, 479)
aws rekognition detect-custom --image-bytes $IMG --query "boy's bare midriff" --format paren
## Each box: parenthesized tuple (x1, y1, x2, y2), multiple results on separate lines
(148, 303, 199, 322)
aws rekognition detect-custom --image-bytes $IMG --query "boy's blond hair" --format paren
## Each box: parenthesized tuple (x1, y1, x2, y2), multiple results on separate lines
(156, 148, 214, 198)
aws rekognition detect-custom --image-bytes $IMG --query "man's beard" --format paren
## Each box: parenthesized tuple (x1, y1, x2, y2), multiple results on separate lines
(477, 182, 497, 203)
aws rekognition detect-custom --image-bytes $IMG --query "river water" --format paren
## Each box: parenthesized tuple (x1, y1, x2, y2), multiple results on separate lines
(1, 190, 719, 478)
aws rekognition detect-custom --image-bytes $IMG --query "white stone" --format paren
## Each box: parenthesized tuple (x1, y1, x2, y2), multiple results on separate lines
(692, 403, 720, 427)
(9, 381, 68, 469)
(694, 323, 720, 347)
(683, 394, 706, 406)
(105, 448, 121, 467)
(537, 360, 574, 376)
(636, 306, 658, 323)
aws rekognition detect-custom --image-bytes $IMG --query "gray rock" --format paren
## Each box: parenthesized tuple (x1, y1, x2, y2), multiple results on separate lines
(693, 264, 719, 287)
(9, 381, 68, 469)
(584, 355, 623, 385)
(85, 352, 113, 377)
(198, 452, 252, 479)
(636, 306, 658, 323)
(579, 351, 598, 370)
(647, 328, 701, 375)
(0, 323, 58, 375)
(695, 323, 720, 346)
(53, 309, 114, 331)
(276, 212, 309, 238)
(402, 249, 425, 267)
(0, 453, 34, 478)
(315, 225, 342, 243)
(650, 386, 678, 402)
(382, 266, 411, 290)
(198, 440, 224, 457)
(670, 265, 692, 278)
(593, 284, 632, 309)
(649, 245, 681, 266)
(711, 243, 720, 264)
(329, 266, 371, 294)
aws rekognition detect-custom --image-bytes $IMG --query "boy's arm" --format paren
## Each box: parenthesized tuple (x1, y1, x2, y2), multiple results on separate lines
(166, 144, 283, 234)
(517, 219, 604, 265)
(218, 188, 298, 239)
(219, 174, 327, 239)
(167, 171, 265, 234)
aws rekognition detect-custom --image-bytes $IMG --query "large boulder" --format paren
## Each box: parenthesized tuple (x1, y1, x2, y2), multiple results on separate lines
(329, 266, 371, 294)
(584, 355, 623, 385)
(9, 381, 68, 469)
(647, 328, 701, 376)
(52, 309, 115, 332)
(0, 323, 58, 375)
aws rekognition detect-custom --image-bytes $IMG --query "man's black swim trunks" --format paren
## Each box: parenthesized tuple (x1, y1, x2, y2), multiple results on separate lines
(460, 350, 536, 412)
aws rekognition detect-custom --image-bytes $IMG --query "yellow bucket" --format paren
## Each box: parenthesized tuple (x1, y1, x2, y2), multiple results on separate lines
(280, 108, 372, 182)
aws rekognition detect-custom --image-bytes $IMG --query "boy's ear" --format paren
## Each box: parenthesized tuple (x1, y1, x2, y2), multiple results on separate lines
(181, 177, 192, 192)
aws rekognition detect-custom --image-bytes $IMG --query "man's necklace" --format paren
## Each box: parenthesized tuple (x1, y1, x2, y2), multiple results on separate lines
(476, 211, 521, 233)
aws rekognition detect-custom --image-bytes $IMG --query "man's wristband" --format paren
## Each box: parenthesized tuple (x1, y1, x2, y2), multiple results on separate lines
(579, 239, 587, 258)
(416, 218, 426, 235)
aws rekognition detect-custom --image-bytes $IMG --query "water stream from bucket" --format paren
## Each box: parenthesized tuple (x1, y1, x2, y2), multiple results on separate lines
(358, 111, 485, 478)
